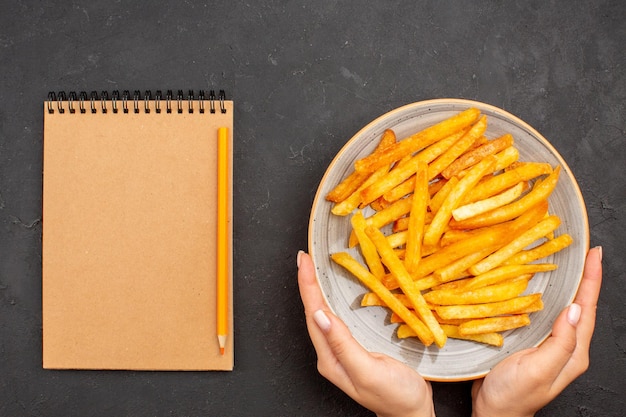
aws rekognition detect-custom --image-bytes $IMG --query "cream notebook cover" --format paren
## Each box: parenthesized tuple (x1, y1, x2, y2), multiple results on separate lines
(42, 90, 233, 370)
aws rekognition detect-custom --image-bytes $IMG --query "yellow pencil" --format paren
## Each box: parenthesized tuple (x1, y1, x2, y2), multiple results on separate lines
(217, 126, 229, 355)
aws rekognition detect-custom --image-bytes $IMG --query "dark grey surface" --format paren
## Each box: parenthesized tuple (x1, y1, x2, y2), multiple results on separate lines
(1, 1, 624, 416)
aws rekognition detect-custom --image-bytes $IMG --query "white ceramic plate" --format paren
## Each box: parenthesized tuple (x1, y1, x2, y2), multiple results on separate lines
(309, 99, 589, 381)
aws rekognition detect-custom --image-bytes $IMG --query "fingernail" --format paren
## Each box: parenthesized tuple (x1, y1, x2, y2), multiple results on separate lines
(567, 303, 581, 326)
(297, 250, 304, 268)
(596, 246, 603, 262)
(313, 309, 332, 332)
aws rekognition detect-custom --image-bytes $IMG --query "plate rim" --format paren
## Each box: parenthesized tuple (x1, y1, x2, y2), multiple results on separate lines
(308, 98, 590, 381)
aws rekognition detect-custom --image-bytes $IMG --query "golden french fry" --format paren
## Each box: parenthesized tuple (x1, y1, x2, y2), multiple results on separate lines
(327, 129, 396, 202)
(442, 133, 514, 179)
(503, 233, 573, 265)
(377, 128, 399, 149)
(369, 197, 389, 212)
(428, 179, 448, 196)
(351, 211, 386, 279)
(330, 130, 397, 212)
(489, 146, 520, 173)
(431, 276, 475, 291)
(363, 294, 438, 317)
(412, 274, 442, 291)
(429, 176, 459, 214)
(462, 162, 553, 205)
(391, 313, 405, 324)
(361, 292, 384, 307)
(505, 161, 526, 171)
(398, 323, 504, 347)
(433, 247, 497, 283)
(424, 276, 530, 305)
(396, 324, 417, 338)
(383, 175, 416, 203)
(382, 131, 465, 204)
(440, 215, 523, 247)
(454, 146, 519, 179)
(462, 263, 556, 290)
(407, 200, 548, 282)
(361, 292, 411, 308)
(432, 311, 468, 326)
(435, 294, 541, 320)
(424, 154, 498, 247)
(386, 230, 408, 248)
(392, 211, 434, 233)
(382, 130, 469, 203)
(384, 207, 532, 289)
(365, 226, 447, 347)
(451, 166, 561, 230)
(427, 116, 487, 180)
(452, 182, 525, 221)
(469, 215, 561, 275)
(441, 324, 504, 347)
(458, 314, 531, 335)
(332, 164, 390, 216)
(439, 229, 473, 247)
(395, 311, 471, 325)
(472, 135, 490, 147)
(360, 155, 424, 207)
(415, 128, 471, 164)
(331, 252, 434, 346)
(348, 195, 414, 247)
(404, 161, 429, 273)
(512, 298, 544, 314)
(325, 170, 369, 203)
(354, 108, 481, 174)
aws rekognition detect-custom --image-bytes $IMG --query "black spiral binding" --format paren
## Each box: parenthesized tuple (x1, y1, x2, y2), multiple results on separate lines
(47, 90, 227, 115)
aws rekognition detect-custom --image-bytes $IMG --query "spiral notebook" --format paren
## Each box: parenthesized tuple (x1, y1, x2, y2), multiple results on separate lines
(42, 90, 233, 371)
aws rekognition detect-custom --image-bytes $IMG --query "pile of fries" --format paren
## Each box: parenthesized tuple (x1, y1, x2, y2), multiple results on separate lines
(326, 108, 573, 348)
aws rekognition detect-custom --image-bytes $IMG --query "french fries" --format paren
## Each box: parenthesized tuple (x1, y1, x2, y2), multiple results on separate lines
(435, 294, 542, 320)
(404, 161, 429, 273)
(397, 324, 504, 347)
(423, 154, 498, 247)
(365, 225, 447, 348)
(326, 129, 397, 204)
(442, 133, 514, 179)
(353, 108, 481, 174)
(451, 182, 525, 222)
(331, 252, 435, 346)
(468, 215, 561, 275)
(325, 108, 572, 349)
(351, 211, 386, 279)
(423, 276, 530, 305)
(458, 314, 531, 335)
(427, 116, 487, 180)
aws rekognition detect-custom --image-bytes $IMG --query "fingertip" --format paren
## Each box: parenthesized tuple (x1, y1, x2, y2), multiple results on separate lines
(297, 250, 305, 268)
(587, 246, 603, 272)
(297, 251, 314, 271)
(313, 309, 332, 332)
(567, 303, 581, 326)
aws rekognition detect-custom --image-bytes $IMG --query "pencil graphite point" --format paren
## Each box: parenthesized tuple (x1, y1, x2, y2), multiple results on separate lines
(218, 334, 227, 355)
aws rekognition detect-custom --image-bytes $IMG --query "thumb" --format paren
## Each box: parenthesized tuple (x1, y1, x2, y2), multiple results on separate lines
(531, 303, 580, 381)
(312, 309, 373, 382)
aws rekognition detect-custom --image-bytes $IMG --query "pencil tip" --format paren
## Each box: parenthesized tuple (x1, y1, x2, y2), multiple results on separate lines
(218, 334, 227, 355)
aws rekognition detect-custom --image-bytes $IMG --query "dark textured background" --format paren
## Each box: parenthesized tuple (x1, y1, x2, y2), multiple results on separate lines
(1, 1, 624, 416)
